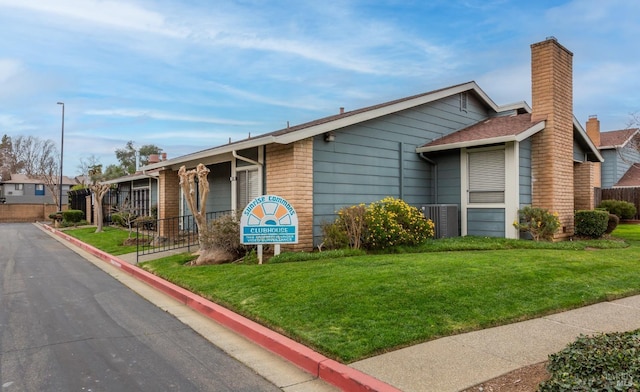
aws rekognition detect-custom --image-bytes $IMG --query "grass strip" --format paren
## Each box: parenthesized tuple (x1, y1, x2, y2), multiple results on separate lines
(139, 226, 640, 362)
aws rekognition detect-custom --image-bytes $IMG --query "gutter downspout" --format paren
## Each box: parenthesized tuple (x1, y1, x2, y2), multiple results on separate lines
(419, 152, 438, 204)
(231, 149, 264, 212)
(232, 150, 261, 166)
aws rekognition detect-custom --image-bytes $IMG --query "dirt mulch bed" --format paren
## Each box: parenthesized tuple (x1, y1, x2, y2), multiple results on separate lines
(461, 362, 550, 392)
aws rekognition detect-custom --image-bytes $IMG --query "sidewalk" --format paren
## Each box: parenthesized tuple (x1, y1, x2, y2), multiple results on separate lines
(350, 295, 640, 391)
(40, 224, 640, 392)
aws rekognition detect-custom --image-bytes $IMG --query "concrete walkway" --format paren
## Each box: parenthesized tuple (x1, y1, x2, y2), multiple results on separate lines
(351, 296, 640, 391)
(40, 224, 640, 391)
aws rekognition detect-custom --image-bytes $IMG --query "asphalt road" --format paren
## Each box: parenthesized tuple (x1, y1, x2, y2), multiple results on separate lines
(0, 223, 281, 392)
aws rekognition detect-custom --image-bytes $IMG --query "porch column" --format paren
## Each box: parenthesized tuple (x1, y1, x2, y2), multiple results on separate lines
(158, 169, 180, 238)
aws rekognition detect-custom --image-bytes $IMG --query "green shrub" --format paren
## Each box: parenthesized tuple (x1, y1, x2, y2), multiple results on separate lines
(539, 330, 640, 391)
(362, 197, 435, 250)
(62, 209, 84, 223)
(575, 210, 609, 238)
(202, 212, 250, 259)
(111, 213, 125, 227)
(48, 211, 63, 221)
(598, 199, 637, 220)
(133, 216, 156, 231)
(321, 220, 350, 250)
(605, 213, 620, 234)
(60, 219, 89, 228)
(513, 206, 560, 241)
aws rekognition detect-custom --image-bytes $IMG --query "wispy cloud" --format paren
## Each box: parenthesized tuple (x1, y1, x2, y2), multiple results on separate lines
(0, 0, 187, 37)
(85, 108, 259, 126)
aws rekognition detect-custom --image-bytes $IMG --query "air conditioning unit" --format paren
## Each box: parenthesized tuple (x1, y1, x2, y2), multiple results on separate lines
(421, 204, 459, 238)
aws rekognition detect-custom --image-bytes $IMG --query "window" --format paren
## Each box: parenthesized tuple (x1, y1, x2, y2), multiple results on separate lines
(237, 169, 260, 210)
(468, 148, 505, 203)
(132, 188, 149, 216)
(15, 184, 23, 191)
(35, 184, 45, 196)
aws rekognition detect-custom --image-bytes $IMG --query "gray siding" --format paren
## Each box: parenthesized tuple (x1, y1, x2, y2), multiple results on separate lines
(432, 151, 461, 205)
(467, 208, 505, 237)
(601, 147, 640, 188)
(1, 183, 69, 205)
(181, 162, 232, 219)
(151, 179, 158, 209)
(312, 93, 484, 244)
(207, 162, 232, 213)
(601, 149, 618, 188)
(519, 139, 532, 206)
(573, 139, 587, 162)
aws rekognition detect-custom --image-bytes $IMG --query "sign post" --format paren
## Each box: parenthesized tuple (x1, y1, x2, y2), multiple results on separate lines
(240, 195, 298, 263)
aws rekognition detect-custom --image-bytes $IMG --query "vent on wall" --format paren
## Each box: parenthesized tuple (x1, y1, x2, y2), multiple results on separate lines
(421, 204, 459, 238)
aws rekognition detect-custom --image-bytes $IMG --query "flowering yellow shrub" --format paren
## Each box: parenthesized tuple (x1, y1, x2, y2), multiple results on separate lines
(323, 197, 435, 250)
(363, 197, 435, 250)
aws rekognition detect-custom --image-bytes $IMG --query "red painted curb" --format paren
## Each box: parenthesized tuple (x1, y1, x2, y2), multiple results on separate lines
(40, 224, 401, 392)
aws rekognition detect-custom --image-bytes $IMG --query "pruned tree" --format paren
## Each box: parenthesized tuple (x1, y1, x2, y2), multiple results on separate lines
(88, 165, 112, 233)
(178, 163, 218, 265)
(115, 141, 162, 174)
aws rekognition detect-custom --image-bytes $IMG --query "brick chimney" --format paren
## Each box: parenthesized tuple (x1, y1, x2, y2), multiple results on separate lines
(586, 115, 600, 146)
(530, 37, 574, 238)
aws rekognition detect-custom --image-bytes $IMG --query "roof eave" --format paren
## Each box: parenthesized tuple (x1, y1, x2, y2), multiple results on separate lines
(416, 120, 546, 153)
(275, 82, 499, 145)
(142, 136, 277, 171)
(573, 117, 604, 162)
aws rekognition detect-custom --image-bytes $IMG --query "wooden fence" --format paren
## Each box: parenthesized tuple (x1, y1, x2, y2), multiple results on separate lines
(598, 187, 640, 220)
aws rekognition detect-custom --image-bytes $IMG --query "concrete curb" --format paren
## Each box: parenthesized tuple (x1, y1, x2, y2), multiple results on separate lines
(40, 224, 400, 392)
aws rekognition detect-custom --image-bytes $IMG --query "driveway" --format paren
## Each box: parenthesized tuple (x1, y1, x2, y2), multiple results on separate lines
(0, 223, 281, 391)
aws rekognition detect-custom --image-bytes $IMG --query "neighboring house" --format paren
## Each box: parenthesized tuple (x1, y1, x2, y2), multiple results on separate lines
(142, 38, 602, 250)
(0, 173, 76, 205)
(588, 122, 640, 188)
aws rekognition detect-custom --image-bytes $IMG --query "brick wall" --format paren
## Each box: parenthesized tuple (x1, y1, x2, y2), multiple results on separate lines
(158, 169, 180, 238)
(0, 204, 61, 222)
(574, 162, 598, 210)
(586, 115, 602, 188)
(266, 138, 314, 251)
(530, 38, 575, 238)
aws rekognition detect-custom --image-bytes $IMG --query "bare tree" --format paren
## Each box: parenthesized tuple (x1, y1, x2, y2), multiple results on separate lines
(3, 135, 62, 207)
(77, 155, 101, 184)
(617, 113, 640, 168)
(12, 136, 59, 177)
(88, 165, 112, 233)
(178, 164, 217, 265)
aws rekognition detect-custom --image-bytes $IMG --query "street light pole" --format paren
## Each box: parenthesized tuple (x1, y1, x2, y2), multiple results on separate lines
(57, 102, 64, 212)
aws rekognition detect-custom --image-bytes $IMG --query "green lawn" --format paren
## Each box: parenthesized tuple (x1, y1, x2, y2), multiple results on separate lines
(136, 225, 640, 363)
(64, 226, 138, 255)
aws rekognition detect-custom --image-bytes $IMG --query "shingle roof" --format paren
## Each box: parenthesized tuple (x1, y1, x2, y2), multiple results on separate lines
(600, 128, 639, 149)
(419, 113, 545, 150)
(1, 173, 76, 185)
(614, 164, 640, 187)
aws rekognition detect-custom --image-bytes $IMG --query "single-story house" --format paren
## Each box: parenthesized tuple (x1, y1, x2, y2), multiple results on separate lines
(101, 171, 160, 218)
(142, 38, 603, 250)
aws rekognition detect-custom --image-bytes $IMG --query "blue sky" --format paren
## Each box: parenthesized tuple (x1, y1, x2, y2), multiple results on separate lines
(1, 0, 639, 175)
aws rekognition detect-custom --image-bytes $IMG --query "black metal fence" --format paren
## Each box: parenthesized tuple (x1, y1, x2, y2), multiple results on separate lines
(135, 210, 232, 263)
(68, 188, 91, 219)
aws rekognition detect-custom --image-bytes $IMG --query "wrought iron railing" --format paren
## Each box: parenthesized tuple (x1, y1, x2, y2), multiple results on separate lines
(135, 210, 232, 263)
